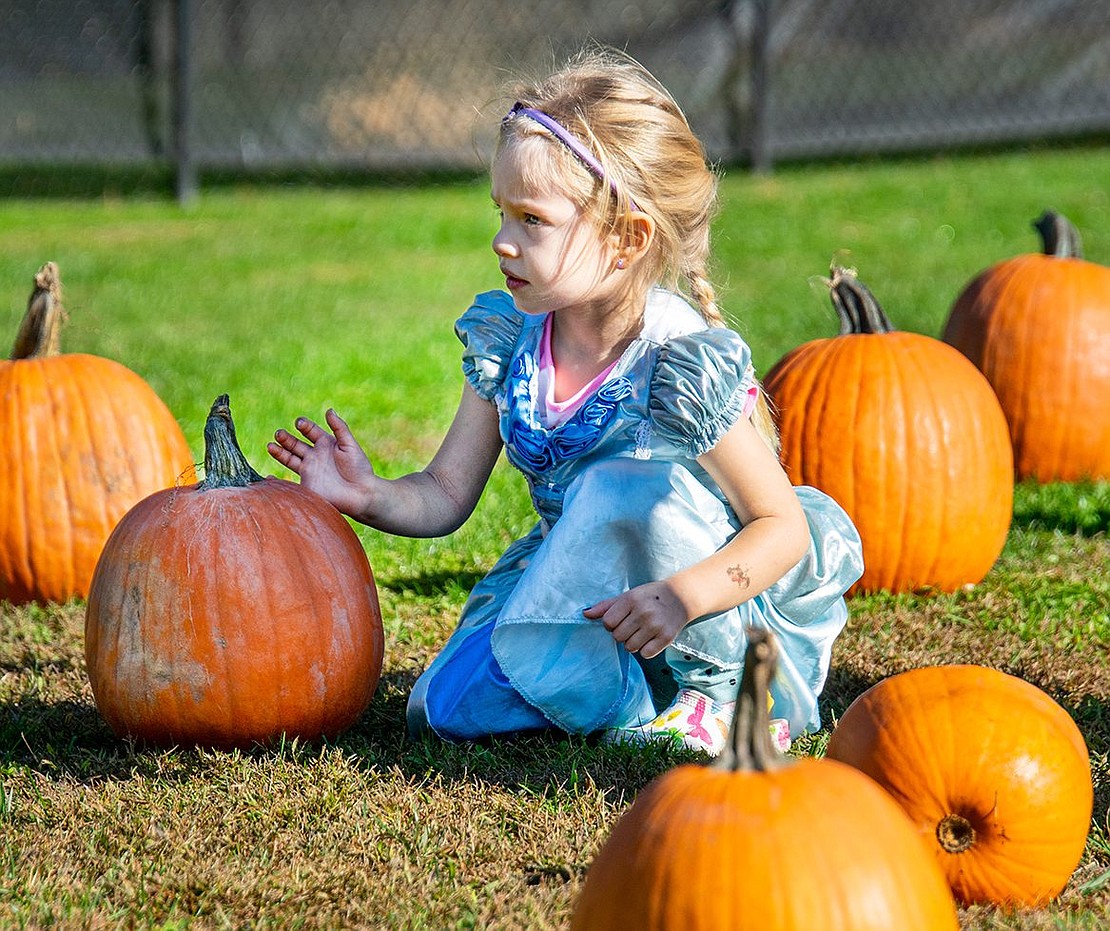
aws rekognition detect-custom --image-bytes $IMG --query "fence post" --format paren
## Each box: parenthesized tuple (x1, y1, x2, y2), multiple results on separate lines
(749, 0, 772, 173)
(173, 0, 197, 204)
(137, 0, 163, 158)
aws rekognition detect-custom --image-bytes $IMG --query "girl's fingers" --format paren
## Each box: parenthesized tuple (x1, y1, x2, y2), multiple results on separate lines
(583, 596, 617, 619)
(325, 408, 351, 441)
(272, 428, 313, 459)
(294, 416, 332, 444)
(623, 630, 650, 655)
(607, 615, 638, 644)
(266, 441, 302, 473)
(612, 615, 669, 656)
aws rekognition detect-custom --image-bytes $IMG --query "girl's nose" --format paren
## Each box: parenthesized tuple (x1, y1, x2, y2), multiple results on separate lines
(492, 227, 516, 257)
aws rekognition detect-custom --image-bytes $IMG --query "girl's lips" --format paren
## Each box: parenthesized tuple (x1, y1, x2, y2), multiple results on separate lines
(504, 273, 528, 290)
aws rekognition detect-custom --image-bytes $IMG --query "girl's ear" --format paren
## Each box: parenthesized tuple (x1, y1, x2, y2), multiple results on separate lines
(614, 211, 656, 268)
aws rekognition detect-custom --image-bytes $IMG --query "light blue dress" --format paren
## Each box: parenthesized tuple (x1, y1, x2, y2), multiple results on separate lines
(406, 288, 864, 741)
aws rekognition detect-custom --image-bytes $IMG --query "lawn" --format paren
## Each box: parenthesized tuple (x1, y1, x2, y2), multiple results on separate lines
(0, 145, 1108, 928)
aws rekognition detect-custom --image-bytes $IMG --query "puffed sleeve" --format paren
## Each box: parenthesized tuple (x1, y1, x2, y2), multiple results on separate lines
(650, 328, 759, 457)
(455, 291, 526, 401)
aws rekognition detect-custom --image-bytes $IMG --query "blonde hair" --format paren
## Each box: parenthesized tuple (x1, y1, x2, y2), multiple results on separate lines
(497, 46, 780, 453)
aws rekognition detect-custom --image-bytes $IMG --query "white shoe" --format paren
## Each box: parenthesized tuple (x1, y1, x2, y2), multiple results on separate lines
(604, 689, 734, 756)
(604, 691, 792, 757)
(769, 717, 792, 752)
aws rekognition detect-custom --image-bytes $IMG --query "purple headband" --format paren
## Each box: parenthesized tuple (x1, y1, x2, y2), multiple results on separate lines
(504, 102, 639, 212)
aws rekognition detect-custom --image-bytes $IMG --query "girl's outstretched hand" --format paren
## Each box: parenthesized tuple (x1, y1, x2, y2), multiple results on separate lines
(267, 409, 376, 519)
(583, 581, 689, 659)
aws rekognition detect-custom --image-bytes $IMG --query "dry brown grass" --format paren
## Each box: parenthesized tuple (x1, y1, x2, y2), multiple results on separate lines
(1, 522, 1107, 929)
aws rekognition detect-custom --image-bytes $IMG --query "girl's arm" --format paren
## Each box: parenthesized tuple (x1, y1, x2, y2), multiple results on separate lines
(584, 414, 810, 658)
(267, 383, 504, 537)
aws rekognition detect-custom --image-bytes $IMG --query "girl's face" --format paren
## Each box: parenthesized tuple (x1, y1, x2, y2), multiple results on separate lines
(490, 141, 620, 316)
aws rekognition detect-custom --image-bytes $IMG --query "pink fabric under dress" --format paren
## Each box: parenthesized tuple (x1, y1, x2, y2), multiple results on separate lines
(537, 313, 619, 427)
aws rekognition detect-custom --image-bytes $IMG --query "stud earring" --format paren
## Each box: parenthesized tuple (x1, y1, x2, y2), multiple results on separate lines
(616, 258, 626, 269)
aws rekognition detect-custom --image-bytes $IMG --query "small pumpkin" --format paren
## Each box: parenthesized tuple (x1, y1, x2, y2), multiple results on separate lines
(571, 629, 959, 931)
(942, 210, 1110, 482)
(0, 263, 195, 605)
(763, 266, 1013, 594)
(825, 664, 1093, 908)
(85, 394, 384, 749)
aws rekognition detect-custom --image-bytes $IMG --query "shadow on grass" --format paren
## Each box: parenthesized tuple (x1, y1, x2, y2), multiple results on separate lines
(0, 672, 417, 784)
(1073, 694, 1110, 836)
(1012, 480, 1110, 535)
(376, 568, 488, 599)
(0, 696, 137, 781)
(0, 668, 663, 799)
(337, 668, 682, 796)
(817, 665, 882, 723)
(8, 666, 1106, 834)
(1074, 694, 1110, 757)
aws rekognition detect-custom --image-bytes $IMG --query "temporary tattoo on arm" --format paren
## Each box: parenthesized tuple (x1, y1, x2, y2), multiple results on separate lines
(727, 565, 751, 589)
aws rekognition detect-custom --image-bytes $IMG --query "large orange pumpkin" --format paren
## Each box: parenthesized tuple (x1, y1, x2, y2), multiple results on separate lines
(571, 629, 959, 930)
(942, 210, 1110, 482)
(825, 664, 1093, 908)
(85, 394, 384, 749)
(763, 266, 1013, 594)
(0, 263, 194, 605)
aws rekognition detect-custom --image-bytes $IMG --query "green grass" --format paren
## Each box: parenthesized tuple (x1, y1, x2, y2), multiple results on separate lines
(0, 144, 1109, 927)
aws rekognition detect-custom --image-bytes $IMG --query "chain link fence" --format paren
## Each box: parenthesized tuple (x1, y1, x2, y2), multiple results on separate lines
(3, 0, 1109, 194)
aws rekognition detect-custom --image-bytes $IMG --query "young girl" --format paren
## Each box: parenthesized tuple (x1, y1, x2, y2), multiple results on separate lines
(268, 47, 863, 756)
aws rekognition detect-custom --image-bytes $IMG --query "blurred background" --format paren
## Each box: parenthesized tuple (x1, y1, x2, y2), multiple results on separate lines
(2, 0, 1109, 199)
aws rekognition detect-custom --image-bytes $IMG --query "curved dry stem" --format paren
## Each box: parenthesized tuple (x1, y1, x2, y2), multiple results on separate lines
(200, 394, 266, 490)
(712, 627, 791, 774)
(11, 262, 67, 360)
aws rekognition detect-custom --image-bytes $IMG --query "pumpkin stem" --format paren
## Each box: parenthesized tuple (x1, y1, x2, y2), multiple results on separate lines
(199, 394, 266, 490)
(712, 627, 791, 774)
(1033, 210, 1083, 260)
(826, 266, 895, 336)
(937, 813, 977, 854)
(10, 262, 67, 360)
